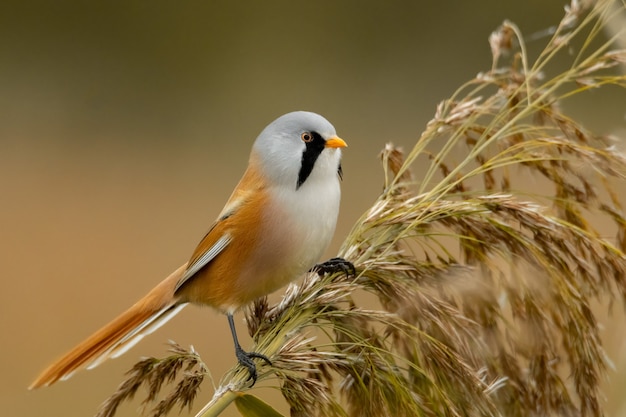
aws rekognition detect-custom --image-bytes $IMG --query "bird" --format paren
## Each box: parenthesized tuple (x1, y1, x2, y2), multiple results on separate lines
(29, 111, 353, 389)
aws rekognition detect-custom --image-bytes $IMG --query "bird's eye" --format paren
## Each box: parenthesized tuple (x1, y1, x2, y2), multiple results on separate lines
(301, 132, 314, 143)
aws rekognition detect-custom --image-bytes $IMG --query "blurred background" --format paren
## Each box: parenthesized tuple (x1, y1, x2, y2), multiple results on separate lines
(1, 1, 625, 416)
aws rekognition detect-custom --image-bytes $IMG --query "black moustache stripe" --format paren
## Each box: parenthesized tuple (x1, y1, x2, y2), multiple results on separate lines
(297, 131, 327, 189)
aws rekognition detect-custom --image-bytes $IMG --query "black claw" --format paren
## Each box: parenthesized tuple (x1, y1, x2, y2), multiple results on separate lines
(234, 345, 272, 385)
(227, 313, 272, 387)
(312, 257, 356, 278)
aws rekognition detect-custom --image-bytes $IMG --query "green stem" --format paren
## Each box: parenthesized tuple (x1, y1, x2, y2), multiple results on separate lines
(194, 388, 239, 417)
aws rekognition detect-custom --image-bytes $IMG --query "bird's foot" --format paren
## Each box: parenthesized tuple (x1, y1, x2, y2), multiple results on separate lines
(312, 257, 356, 277)
(235, 345, 272, 386)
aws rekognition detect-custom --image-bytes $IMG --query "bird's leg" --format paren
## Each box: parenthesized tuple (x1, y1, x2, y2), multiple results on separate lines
(227, 313, 271, 386)
(311, 257, 356, 277)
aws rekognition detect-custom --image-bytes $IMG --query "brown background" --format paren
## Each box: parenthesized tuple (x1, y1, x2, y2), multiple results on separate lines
(2, 1, 625, 416)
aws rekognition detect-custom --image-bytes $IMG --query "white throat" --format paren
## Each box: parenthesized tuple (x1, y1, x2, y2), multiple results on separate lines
(271, 148, 342, 270)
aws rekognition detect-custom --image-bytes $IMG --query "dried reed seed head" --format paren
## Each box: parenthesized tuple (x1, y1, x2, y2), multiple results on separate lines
(95, 343, 206, 417)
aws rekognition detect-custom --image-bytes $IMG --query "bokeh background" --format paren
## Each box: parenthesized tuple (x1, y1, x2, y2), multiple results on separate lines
(2, 1, 625, 416)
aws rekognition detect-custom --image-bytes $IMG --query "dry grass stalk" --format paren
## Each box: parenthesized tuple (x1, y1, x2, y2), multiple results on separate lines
(95, 343, 207, 417)
(97, 1, 626, 416)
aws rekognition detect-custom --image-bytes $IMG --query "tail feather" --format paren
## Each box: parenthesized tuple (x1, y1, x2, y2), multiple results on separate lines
(84, 303, 189, 371)
(29, 263, 188, 389)
(106, 303, 188, 361)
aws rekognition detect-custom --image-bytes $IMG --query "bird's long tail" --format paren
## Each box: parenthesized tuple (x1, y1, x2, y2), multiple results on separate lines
(29, 263, 189, 389)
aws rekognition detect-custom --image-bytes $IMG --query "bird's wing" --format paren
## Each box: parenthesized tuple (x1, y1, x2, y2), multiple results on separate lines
(174, 161, 265, 293)
(177, 232, 232, 289)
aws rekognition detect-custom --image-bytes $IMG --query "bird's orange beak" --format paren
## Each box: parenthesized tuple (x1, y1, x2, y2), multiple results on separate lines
(325, 136, 348, 149)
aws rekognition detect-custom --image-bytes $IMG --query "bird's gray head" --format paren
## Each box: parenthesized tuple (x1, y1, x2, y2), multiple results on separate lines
(252, 111, 346, 190)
